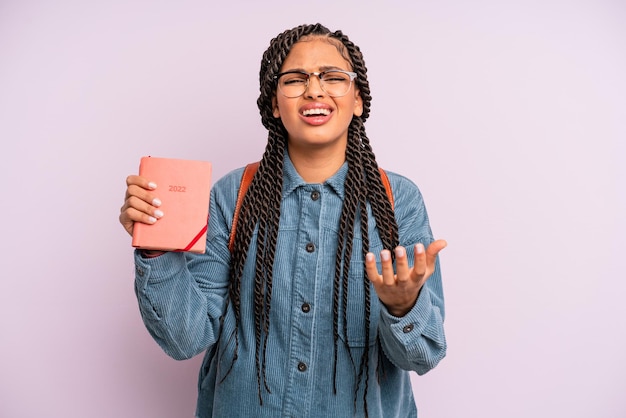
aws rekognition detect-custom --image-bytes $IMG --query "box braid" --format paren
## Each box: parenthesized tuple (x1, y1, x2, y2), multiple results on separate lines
(223, 23, 399, 415)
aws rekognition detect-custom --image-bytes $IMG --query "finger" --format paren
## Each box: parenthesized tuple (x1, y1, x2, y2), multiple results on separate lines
(125, 184, 162, 208)
(119, 206, 158, 236)
(412, 243, 426, 279)
(126, 174, 158, 190)
(426, 239, 447, 268)
(365, 252, 381, 285)
(394, 246, 410, 283)
(380, 250, 395, 285)
(124, 175, 159, 202)
(125, 195, 164, 220)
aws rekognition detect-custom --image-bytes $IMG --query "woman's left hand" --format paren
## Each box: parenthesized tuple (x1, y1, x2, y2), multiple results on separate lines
(365, 240, 447, 317)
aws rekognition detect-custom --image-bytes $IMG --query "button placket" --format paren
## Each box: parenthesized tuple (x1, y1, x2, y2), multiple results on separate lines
(282, 186, 322, 414)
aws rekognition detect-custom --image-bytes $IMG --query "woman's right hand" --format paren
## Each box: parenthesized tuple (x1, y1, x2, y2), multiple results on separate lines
(119, 175, 164, 237)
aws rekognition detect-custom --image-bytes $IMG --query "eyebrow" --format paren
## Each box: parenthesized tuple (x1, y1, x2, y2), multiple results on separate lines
(281, 65, 349, 73)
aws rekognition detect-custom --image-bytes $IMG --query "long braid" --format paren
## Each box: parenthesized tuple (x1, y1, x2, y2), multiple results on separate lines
(256, 125, 285, 397)
(358, 175, 372, 416)
(223, 24, 399, 416)
(333, 126, 361, 378)
(331, 174, 356, 394)
(342, 126, 369, 413)
(351, 120, 394, 388)
(252, 175, 271, 401)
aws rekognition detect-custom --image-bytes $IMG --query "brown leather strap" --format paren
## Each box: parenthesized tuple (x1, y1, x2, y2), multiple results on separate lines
(228, 162, 393, 253)
(228, 161, 259, 253)
(378, 167, 394, 210)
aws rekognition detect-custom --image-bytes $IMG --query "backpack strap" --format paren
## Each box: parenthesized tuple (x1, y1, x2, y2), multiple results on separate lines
(378, 167, 394, 211)
(228, 161, 393, 253)
(228, 161, 259, 253)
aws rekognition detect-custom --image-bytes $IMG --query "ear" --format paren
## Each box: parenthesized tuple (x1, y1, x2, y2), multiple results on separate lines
(272, 96, 280, 118)
(353, 90, 363, 117)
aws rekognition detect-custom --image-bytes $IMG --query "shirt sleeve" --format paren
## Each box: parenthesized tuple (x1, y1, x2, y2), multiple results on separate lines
(132, 169, 242, 360)
(376, 173, 447, 374)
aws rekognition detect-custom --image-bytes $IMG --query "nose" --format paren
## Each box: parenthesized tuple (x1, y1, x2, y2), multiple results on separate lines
(304, 74, 325, 98)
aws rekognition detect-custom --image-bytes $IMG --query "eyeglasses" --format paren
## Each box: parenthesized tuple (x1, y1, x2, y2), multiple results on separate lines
(274, 70, 357, 98)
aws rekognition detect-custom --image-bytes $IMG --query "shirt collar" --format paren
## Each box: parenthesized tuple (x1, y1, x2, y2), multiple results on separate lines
(282, 152, 348, 200)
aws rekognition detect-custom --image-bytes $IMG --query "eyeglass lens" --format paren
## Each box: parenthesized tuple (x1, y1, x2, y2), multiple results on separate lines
(277, 71, 354, 98)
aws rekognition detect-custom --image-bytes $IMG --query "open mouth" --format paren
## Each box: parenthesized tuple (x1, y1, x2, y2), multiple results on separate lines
(302, 108, 331, 117)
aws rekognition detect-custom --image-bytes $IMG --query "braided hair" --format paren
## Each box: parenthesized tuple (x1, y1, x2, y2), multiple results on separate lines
(225, 23, 399, 415)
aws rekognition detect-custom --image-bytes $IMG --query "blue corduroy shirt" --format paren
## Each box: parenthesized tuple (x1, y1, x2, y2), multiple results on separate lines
(134, 155, 446, 417)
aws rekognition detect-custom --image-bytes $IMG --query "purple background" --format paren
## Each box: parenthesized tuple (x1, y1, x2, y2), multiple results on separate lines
(1, 1, 625, 417)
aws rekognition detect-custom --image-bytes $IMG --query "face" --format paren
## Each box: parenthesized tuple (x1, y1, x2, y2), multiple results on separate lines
(272, 38, 363, 152)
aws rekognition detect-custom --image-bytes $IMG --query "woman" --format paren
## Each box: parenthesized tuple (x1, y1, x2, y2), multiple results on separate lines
(119, 23, 447, 417)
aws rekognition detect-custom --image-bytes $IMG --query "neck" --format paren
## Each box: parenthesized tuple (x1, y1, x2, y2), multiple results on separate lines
(287, 145, 346, 183)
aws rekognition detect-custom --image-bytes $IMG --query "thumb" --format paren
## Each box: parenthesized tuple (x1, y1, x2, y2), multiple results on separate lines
(426, 239, 447, 264)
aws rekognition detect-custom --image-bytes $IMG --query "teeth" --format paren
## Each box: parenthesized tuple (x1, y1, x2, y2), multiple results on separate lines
(302, 108, 330, 116)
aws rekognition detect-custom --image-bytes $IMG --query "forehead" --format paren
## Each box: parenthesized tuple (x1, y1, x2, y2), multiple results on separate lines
(280, 38, 352, 71)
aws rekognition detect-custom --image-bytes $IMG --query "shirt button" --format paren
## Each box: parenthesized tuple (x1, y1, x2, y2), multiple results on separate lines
(311, 190, 320, 201)
(305, 242, 315, 253)
(403, 324, 414, 333)
(297, 362, 307, 372)
(301, 303, 311, 313)
(136, 268, 144, 277)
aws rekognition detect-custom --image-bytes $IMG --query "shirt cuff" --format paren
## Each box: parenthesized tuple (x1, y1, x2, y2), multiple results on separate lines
(379, 285, 435, 342)
(134, 250, 187, 286)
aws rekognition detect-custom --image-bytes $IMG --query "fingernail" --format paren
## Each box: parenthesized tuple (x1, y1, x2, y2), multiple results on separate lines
(152, 198, 162, 207)
(395, 247, 405, 258)
(381, 250, 390, 261)
(416, 243, 424, 254)
(148, 182, 157, 190)
(148, 216, 157, 223)
(366, 253, 375, 262)
(154, 209, 164, 218)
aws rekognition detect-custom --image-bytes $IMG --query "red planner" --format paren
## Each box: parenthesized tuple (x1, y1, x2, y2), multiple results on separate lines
(132, 156, 212, 254)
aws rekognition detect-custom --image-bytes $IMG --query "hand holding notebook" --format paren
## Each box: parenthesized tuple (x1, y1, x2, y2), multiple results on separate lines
(131, 156, 212, 254)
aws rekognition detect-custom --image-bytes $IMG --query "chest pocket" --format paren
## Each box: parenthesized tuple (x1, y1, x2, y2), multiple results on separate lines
(341, 234, 384, 347)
